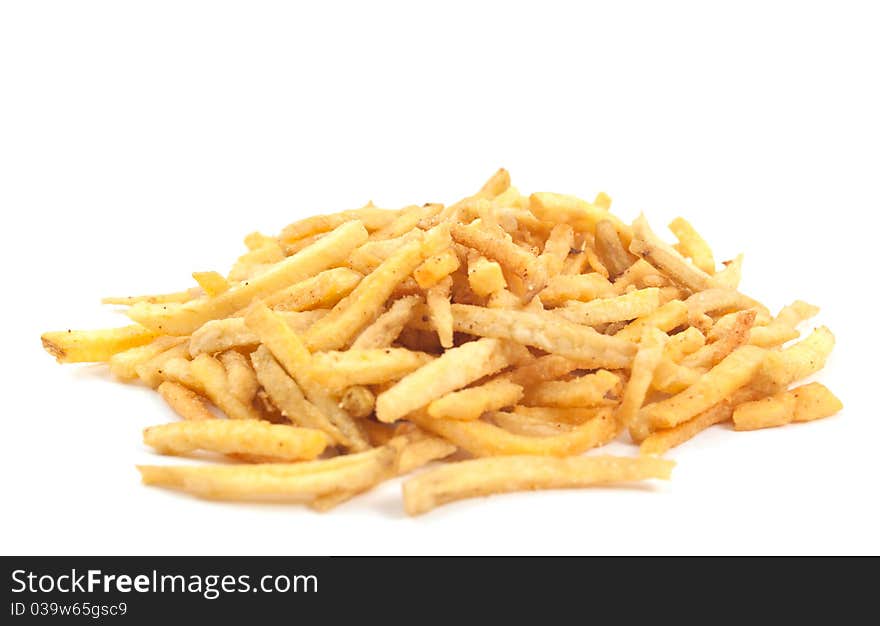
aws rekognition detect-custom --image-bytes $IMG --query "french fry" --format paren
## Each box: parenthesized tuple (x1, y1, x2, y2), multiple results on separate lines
(308, 348, 434, 390)
(668, 217, 715, 274)
(188, 309, 327, 357)
(619, 327, 668, 441)
(681, 310, 756, 369)
(451, 222, 546, 296)
(102, 288, 201, 306)
(245, 305, 369, 450)
(733, 382, 842, 431)
(41, 325, 160, 364)
(414, 248, 460, 289)
(144, 420, 331, 461)
(639, 401, 733, 456)
(749, 300, 820, 347)
(426, 276, 454, 348)
(539, 224, 574, 277)
(643, 345, 766, 428)
(707, 254, 743, 289)
(279, 205, 400, 244)
(157, 381, 217, 421)
(595, 219, 634, 277)
(612, 259, 667, 294)
(190, 354, 263, 421)
(219, 350, 259, 405)
(529, 193, 632, 246)
(410, 409, 619, 457)
(427, 378, 524, 421)
(538, 273, 614, 307)
(127, 221, 368, 335)
(614, 300, 689, 343)
(139, 445, 397, 502)
(108, 336, 187, 380)
(664, 327, 705, 362)
(255, 267, 362, 312)
(250, 346, 348, 446)
(651, 358, 704, 394)
(758, 326, 834, 390)
(467, 255, 507, 297)
(157, 356, 203, 393)
(192, 271, 230, 297)
(505, 354, 582, 387)
(306, 226, 449, 351)
(629, 214, 710, 292)
(522, 370, 620, 408)
(490, 411, 577, 437)
(135, 343, 191, 388)
(512, 405, 606, 425)
(350, 295, 421, 349)
(403, 454, 673, 515)
(376, 338, 519, 423)
(339, 386, 376, 418)
(451, 304, 636, 367)
(555, 288, 661, 327)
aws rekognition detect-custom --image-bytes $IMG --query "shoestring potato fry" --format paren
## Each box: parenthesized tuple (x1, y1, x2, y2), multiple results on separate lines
(41, 169, 841, 514)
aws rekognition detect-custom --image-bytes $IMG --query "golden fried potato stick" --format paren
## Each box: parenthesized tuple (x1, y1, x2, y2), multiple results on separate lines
(629, 214, 711, 292)
(733, 382, 843, 431)
(595, 219, 635, 277)
(639, 401, 733, 456)
(308, 348, 434, 390)
(757, 326, 834, 390)
(403, 454, 673, 516)
(188, 309, 328, 357)
(410, 409, 619, 457)
(350, 295, 421, 349)
(250, 346, 348, 446)
(144, 420, 331, 461)
(539, 224, 574, 277)
(505, 354, 582, 387)
(613, 300, 688, 342)
(129, 221, 368, 336)
(427, 378, 524, 421)
(245, 305, 368, 451)
(339, 386, 376, 418)
(451, 221, 547, 297)
(618, 327, 668, 441)
(451, 304, 636, 367)
(306, 226, 449, 351)
(664, 327, 705, 362)
(253, 267, 362, 312)
(139, 445, 397, 502)
(191, 271, 230, 297)
(279, 205, 400, 244)
(555, 288, 661, 327)
(375, 338, 521, 423)
(538, 273, 614, 307)
(157, 381, 217, 421)
(643, 345, 766, 429)
(426, 276, 454, 348)
(109, 336, 188, 380)
(748, 300, 819, 347)
(157, 357, 204, 393)
(467, 255, 507, 297)
(668, 217, 715, 274)
(41, 325, 160, 364)
(102, 288, 201, 306)
(529, 193, 632, 246)
(522, 370, 620, 408)
(490, 411, 577, 437)
(681, 310, 756, 369)
(512, 405, 606, 425)
(190, 354, 263, 421)
(135, 343, 190, 388)
(414, 248, 460, 289)
(219, 350, 259, 405)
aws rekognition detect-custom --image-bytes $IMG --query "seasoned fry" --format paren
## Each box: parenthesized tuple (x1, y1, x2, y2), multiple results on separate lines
(467, 255, 507, 297)
(256, 267, 362, 312)
(188, 309, 327, 357)
(529, 193, 632, 245)
(619, 327, 668, 441)
(109, 336, 188, 381)
(219, 350, 259, 405)
(614, 300, 688, 343)
(351, 295, 421, 349)
(539, 224, 574, 277)
(451, 304, 636, 367)
(538, 273, 614, 307)
(144, 420, 330, 461)
(410, 409, 619, 457)
(190, 354, 263, 421)
(157, 381, 217, 421)
(426, 276, 454, 348)
(127, 220, 368, 335)
(733, 382, 842, 431)
(451, 221, 546, 296)
(428, 378, 524, 421)
(629, 215, 710, 292)
(414, 249, 460, 289)
(403, 455, 673, 515)
(136, 343, 190, 388)
(640, 401, 733, 455)
(308, 348, 434, 390)
(490, 411, 577, 437)
(376, 338, 520, 423)
(41, 325, 159, 364)
(595, 220, 634, 277)
(681, 310, 756, 369)
(339, 386, 376, 418)
(555, 288, 661, 327)
(522, 370, 620, 408)
(643, 345, 766, 428)
(669, 217, 715, 274)
(192, 271, 230, 297)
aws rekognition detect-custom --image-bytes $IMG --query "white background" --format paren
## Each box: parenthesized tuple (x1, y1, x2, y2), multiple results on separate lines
(1, 1, 877, 555)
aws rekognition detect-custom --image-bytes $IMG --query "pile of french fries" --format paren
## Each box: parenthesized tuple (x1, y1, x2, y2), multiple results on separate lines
(41, 170, 841, 515)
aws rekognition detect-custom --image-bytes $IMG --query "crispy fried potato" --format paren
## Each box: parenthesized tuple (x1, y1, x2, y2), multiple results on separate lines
(614, 300, 688, 343)
(733, 382, 842, 431)
(219, 350, 259, 405)
(188, 309, 327, 357)
(522, 370, 620, 408)
(669, 217, 715, 274)
(619, 327, 668, 441)
(41, 325, 159, 364)
(556, 288, 661, 327)
(127, 220, 368, 335)
(144, 420, 330, 461)
(426, 276, 454, 348)
(414, 248, 460, 289)
(467, 255, 507, 297)
(427, 378, 524, 421)
(308, 348, 434, 390)
(376, 338, 520, 423)
(109, 336, 188, 381)
(629, 215, 710, 292)
(639, 401, 733, 456)
(192, 271, 230, 297)
(403, 454, 673, 515)
(538, 273, 614, 307)
(157, 381, 217, 421)
(255, 267, 362, 312)
(339, 386, 376, 419)
(350, 295, 421, 349)
(190, 354, 263, 421)
(451, 304, 636, 366)
(529, 193, 632, 246)
(595, 219, 635, 277)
